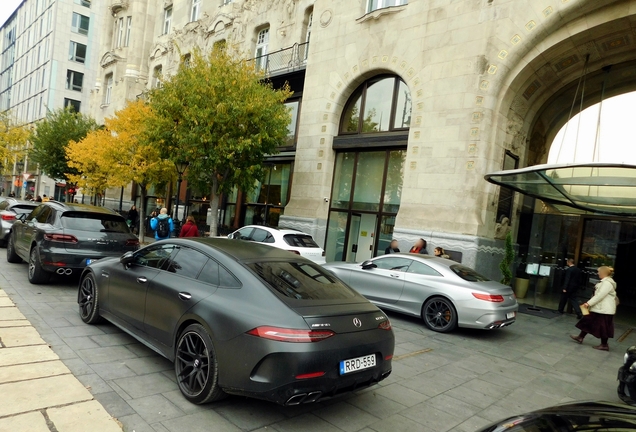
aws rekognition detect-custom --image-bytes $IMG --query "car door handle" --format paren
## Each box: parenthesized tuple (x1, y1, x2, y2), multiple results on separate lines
(137, 277, 148, 284)
(178, 292, 192, 300)
(101, 272, 109, 278)
(390, 274, 401, 278)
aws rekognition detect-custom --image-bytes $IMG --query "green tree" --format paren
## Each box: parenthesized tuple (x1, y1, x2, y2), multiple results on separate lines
(30, 108, 98, 181)
(147, 47, 292, 236)
(499, 231, 515, 285)
(0, 111, 30, 173)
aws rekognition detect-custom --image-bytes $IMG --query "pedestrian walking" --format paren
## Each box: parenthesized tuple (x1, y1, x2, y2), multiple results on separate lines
(385, 239, 400, 254)
(179, 216, 199, 238)
(150, 207, 174, 240)
(558, 258, 584, 318)
(570, 265, 617, 351)
(409, 238, 428, 254)
(127, 205, 139, 234)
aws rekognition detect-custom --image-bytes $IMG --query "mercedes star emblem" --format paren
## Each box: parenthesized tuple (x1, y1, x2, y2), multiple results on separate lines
(353, 318, 362, 328)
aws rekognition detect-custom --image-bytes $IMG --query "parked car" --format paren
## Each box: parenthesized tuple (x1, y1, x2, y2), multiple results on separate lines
(618, 345, 636, 405)
(78, 238, 394, 405)
(6, 202, 139, 284)
(476, 401, 636, 431)
(228, 225, 326, 264)
(323, 254, 518, 333)
(0, 198, 39, 247)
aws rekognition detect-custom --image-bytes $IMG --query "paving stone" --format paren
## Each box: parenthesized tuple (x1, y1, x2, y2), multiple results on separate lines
(0, 325, 46, 347)
(160, 390, 211, 415)
(368, 414, 433, 432)
(0, 344, 58, 367)
(454, 415, 494, 432)
(372, 383, 429, 407)
(113, 372, 178, 398)
(93, 391, 137, 418)
(127, 394, 185, 423)
(78, 346, 138, 364)
(401, 403, 464, 432)
(90, 332, 138, 347)
(271, 413, 343, 432)
(0, 374, 92, 417)
(0, 411, 50, 432)
(47, 400, 123, 432)
(91, 360, 138, 380)
(314, 402, 379, 432)
(124, 355, 173, 375)
(0, 297, 14, 307)
(0, 359, 70, 384)
(347, 391, 407, 419)
(214, 399, 286, 430)
(54, 325, 106, 338)
(424, 393, 481, 417)
(76, 372, 114, 394)
(0, 320, 29, 328)
(161, 410, 243, 432)
(63, 336, 102, 350)
(0, 307, 26, 321)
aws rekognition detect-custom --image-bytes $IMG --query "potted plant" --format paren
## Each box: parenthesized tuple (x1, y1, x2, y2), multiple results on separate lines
(514, 264, 530, 299)
(499, 231, 515, 286)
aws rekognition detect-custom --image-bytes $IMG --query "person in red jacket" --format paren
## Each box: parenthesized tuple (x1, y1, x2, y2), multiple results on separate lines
(179, 216, 199, 238)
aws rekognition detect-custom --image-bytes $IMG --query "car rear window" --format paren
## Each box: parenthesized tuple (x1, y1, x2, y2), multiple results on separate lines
(61, 212, 130, 233)
(12, 205, 37, 215)
(283, 234, 319, 248)
(247, 261, 356, 300)
(450, 265, 490, 282)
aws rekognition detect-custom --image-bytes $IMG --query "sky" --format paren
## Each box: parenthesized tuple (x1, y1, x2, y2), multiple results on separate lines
(1, 0, 22, 27)
(548, 92, 636, 165)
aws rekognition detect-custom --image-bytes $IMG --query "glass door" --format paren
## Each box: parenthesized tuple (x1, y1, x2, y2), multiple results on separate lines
(346, 214, 361, 262)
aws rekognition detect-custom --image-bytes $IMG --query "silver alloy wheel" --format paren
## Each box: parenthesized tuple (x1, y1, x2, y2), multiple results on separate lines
(424, 298, 455, 331)
(175, 331, 210, 397)
(28, 249, 37, 280)
(79, 275, 95, 320)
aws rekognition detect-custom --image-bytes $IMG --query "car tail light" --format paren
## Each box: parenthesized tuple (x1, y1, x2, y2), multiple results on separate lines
(1, 214, 15, 221)
(247, 326, 335, 343)
(384, 354, 393, 361)
(322, 251, 326, 257)
(44, 233, 78, 244)
(472, 293, 505, 303)
(295, 371, 326, 380)
(378, 320, 392, 330)
(126, 238, 140, 247)
(287, 250, 301, 255)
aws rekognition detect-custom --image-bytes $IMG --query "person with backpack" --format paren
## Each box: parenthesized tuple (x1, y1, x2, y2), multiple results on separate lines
(150, 207, 174, 240)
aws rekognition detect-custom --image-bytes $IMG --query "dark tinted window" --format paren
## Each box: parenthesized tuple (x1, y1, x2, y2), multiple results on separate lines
(451, 265, 490, 282)
(61, 212, 130, 233)
(248, 261, 356, 300)
(167, 246, 208, 278)
(134, 244, 177, 269)
(407, 261, 442, 277)
(234, 227, 253, 240)
(251, 228, 274, 243)
(198, 259, 219, 285)
(374, 256, 411, 271)
(219, 266, 241, 288)
(283, 234, 319, 248)
(11, 204, 38, 215)
(36, 207, 52, 223)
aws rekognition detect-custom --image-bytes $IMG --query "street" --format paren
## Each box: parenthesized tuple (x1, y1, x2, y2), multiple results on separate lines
(0, 257, 629, 432)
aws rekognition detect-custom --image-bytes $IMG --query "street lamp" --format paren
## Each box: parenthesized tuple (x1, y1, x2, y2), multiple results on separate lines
(174, 160, 190, 227)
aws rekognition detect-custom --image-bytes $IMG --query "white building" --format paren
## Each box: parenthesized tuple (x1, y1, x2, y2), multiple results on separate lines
(0, 0, 105, 198)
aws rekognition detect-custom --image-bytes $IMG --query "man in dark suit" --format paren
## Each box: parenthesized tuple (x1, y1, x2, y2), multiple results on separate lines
(558, 258, 583, 319)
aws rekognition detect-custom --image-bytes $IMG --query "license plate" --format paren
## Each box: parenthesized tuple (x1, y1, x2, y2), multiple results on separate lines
(86, 259, 94, 265)
(339, 354, 376, 375)
(506, 312, 516, 319)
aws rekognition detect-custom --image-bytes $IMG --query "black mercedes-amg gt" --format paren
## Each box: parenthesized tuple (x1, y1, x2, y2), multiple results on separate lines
(78, 238, 394, 405)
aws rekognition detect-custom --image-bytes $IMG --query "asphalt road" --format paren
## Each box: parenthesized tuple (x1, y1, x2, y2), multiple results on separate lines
(0, 257, 629, 432)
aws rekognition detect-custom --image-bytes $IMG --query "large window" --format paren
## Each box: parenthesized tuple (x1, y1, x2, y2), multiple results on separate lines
(163, 7, 172, 35)
(124, 16, 132, 46)
(367, 0, 407, 13)
(285, 100, 300, 147)
(116, 17, 124, 47)
(190, 0, 201, 22)
(153, 65, 162, 88)
(69, 41, 86, 63)
(254, 27, 269, 70)
(340, 75, 411, 134)
(66, 70, 83, 91)
(64, 98, 81, 112)
(104, 73, 113, 105)
(74, 0, 91, 7)
(71, 12, 90, 35)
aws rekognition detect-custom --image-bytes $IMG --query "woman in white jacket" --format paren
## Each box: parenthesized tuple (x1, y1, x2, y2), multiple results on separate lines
(570, 266, 617, 351)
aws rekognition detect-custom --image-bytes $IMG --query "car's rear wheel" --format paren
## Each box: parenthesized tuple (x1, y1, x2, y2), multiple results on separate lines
(28, 247, 50, 284)
(422, 296, 458, 333)
(79, 273, 102, 324)
(175, 324, 225, 404)
(6, 235, 21, 263)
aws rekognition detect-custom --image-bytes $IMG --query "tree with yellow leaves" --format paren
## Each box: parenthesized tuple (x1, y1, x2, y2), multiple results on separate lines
(0, 111, 30, 185)
(67, 100, 173, 240)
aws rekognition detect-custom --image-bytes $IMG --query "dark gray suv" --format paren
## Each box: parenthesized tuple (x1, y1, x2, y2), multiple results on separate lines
(7, 202, 139, 284)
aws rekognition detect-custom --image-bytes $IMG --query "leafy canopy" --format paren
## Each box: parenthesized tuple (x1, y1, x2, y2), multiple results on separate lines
(30, 108, 98, 181)
(0, 111, 30, 168)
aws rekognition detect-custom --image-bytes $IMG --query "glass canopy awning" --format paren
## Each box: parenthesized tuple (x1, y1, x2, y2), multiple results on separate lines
(485, 162, 636, 216)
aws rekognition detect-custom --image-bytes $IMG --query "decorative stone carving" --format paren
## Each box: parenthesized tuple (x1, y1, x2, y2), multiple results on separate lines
(100, 51, 124, 68)
(494, 217, 511, 240)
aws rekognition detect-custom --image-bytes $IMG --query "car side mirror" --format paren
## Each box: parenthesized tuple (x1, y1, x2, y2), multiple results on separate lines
(18, 213, 27, 222)
(120, 251, 135, 267)
(227, 233, 234, 239)
(361, 260, 377, 270)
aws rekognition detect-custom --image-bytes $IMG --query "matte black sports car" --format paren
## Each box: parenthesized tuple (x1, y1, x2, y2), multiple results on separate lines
(78, 238, 394, 405)
(7, 202, 139, 284)
(476, 401, 636, 431)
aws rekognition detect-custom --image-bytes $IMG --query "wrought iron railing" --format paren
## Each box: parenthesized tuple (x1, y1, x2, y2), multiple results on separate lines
(247, 42, 309, 76)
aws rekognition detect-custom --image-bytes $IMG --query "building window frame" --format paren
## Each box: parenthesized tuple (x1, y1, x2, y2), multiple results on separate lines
(116, 17, 124, 47)
(71, 12, 90, 35)
(124, 16, 132, 47)
(104, 73, 113, 105)
(69, 41, 87, 63)
(64, 98, 81, 112)
(66, 70, 84, 92)
(366, 0, 407, 13)
(254, 26, 270, 70)
(190, 0, 201, 22)
(495, 151, 520, 224)
(163, 7, 172, 35)
(153, 65, 163, 88)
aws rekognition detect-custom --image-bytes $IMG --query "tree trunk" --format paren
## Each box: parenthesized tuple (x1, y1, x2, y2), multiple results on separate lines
(208, 179, 219, 237)
(138, 185, 147, 241)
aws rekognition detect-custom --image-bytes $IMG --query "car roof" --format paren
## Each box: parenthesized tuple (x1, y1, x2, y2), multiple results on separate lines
(239, 225, 309, 236)
(42, 202, 121, 216)
(177, 237, 306, 262)
(3, 198, 37, 206)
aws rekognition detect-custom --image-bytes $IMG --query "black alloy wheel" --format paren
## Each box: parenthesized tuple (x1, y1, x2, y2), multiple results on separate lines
(6, 235, 21, 263)
(28, 247, 50, 284)
(175, 324, 225, 404)
(422, 296, 458, 333)
(79, 273, 102, 324)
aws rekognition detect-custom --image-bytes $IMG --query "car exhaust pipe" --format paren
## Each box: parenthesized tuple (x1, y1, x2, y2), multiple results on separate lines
(55, 268, 73, 275)
(65, 268, 73, 275)
(303, 391, 322, 403)
(285, 394, 307, 406)
(56, 268, 65, 274)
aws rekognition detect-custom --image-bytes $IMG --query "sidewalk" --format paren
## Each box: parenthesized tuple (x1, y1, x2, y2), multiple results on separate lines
(0, 288, 122, 432)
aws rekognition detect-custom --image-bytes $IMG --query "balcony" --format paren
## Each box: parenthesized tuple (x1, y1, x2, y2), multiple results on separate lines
(247, 42, 308, 77)
(110, 0, 129, 15)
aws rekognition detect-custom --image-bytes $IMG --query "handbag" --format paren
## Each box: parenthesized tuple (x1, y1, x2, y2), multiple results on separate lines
(580, 304, 590, 316)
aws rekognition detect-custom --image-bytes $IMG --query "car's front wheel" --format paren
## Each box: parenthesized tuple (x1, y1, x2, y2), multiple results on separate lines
(28, 247, 50, 284)
(175, 324, 225, 404)
(422, 296, 458, 333)
(6, 235, 21, 263)
(79, 273, 102, 324)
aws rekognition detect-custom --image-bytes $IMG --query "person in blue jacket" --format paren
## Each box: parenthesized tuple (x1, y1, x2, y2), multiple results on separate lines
(150, 207, 174, 240)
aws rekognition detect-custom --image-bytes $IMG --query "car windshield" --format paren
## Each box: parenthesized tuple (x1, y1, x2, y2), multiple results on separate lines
(247, 261, 356, 300)
(12, 205, 38, 215)
(61, 212, 130, 233)
(450, 265, 490, 282)
(283, 234, 320, 248)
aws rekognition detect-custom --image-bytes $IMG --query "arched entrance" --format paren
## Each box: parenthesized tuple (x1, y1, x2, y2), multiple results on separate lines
(324, 75, 411, 262)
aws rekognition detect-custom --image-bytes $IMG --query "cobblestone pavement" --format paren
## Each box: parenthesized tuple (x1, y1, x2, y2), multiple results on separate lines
(0, 257, 631, 432)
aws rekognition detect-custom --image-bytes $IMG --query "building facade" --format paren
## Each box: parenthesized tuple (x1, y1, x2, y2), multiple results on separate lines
(0, 0, 105, 198)
(91, 0, 636, 304)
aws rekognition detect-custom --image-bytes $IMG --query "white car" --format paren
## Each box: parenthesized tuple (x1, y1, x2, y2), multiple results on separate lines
(227, 225, 326, 264)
